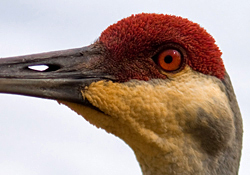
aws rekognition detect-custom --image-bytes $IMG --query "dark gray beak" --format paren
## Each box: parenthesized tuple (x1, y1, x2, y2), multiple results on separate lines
(0, 45, 113, 104)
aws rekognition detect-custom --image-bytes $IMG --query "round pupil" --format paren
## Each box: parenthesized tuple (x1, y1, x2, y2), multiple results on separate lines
(164, 55, 173, 64)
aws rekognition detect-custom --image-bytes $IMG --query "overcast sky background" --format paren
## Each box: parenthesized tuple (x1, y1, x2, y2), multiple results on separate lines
(0, 0, 249, 174)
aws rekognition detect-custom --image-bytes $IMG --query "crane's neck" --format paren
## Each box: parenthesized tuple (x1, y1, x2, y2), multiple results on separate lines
(132, 136, 206, 175)
(61, 99, 208, 175)
(59, 67, 239, 175)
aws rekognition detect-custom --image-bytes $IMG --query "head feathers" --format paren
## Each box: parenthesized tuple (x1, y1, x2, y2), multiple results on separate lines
(99, 13, 224, 80)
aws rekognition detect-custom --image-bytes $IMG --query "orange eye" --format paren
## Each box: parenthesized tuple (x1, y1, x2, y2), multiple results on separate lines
(157, 49, 182, 72)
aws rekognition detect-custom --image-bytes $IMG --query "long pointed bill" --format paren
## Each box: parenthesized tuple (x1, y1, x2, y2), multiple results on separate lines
(0, 45, 113, 104)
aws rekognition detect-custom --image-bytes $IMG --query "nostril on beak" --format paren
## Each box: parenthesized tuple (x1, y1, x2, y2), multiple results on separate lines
(27, 64, 61, 72)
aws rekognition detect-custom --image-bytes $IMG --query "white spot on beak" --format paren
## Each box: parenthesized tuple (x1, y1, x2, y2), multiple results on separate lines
(28, 65, 49, 72)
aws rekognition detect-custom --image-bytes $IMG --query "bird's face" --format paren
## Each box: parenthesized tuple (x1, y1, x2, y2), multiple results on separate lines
(0, 13, 242, 174)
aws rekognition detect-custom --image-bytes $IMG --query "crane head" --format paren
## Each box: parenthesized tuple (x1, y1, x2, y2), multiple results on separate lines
(0, 13, 242, 175)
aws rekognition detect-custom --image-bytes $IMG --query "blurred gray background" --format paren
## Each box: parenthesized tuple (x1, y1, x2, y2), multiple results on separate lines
(0, 0, 249, 174)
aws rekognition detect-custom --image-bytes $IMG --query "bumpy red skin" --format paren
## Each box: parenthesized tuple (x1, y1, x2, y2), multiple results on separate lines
(99, 13, 224, 82)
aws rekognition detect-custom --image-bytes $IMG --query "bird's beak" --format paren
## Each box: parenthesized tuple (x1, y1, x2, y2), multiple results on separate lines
(0, 45, 112, 104)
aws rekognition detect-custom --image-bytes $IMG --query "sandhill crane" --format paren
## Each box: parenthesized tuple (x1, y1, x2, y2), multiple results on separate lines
(0, 13, 242, 175)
